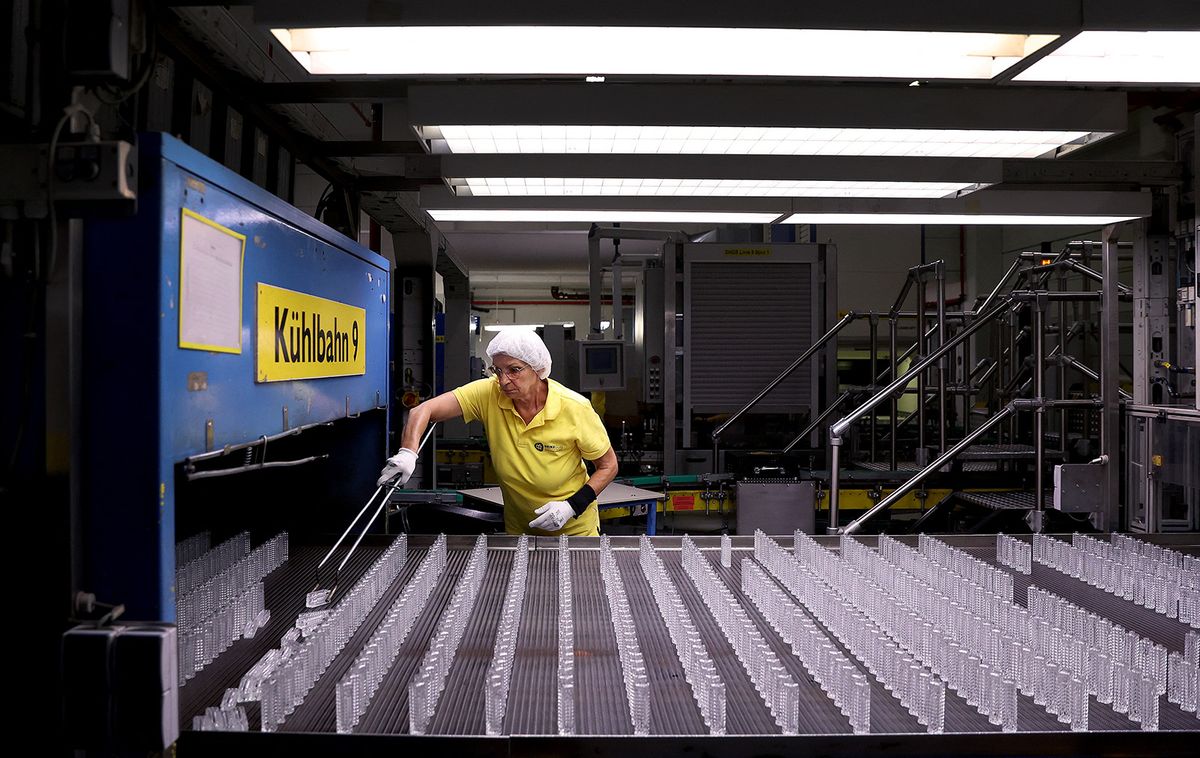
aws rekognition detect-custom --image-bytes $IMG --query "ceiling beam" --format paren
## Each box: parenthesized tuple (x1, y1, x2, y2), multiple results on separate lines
(255, 81, 410, 103)
(418, 185, 1151, 219)
(408, 83, 1127, 132)
(313, 140, 425, 156)
(248, 0, 1200, 32)
(341, 155, 1180, 189)
(436, 154, 1005, 183)
(1000, 159, 1182, 185)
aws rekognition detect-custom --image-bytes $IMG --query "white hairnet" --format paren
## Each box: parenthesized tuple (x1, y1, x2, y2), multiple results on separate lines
(486, 329, 552, 380)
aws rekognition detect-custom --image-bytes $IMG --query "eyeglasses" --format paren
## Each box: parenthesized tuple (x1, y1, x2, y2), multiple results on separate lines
(489, 364, 529, 378)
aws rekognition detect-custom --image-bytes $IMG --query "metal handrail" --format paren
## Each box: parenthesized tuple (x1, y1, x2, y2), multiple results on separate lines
(827, 296, 1013, 531)
(840, 402, 1016, 534)
(830, 298, 1012, 442)
(784, 322, 937, 453)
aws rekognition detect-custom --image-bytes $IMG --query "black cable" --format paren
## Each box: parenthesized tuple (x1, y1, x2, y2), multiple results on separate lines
(313, 182, 334, 219)
(91, 6, 160, 106)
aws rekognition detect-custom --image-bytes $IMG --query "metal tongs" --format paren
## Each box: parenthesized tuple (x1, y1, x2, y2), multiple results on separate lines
(306, 423, 437, 607)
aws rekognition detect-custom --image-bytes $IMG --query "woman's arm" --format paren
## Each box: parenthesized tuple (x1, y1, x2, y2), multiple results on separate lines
(584, 447, 618, 495)
(399, 392, 464, 451)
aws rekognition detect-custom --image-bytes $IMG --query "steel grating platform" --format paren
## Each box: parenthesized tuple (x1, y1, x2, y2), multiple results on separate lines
(856, 460, 1000, 473)
(181, 533, 1199, 755)
(956, 491, 1040, 510)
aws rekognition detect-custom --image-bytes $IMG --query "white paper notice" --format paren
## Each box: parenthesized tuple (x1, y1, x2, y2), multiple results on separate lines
(179, 210, 245, 353)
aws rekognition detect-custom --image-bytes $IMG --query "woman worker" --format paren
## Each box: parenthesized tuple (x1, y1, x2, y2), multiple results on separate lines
(377, 330, 617, 536)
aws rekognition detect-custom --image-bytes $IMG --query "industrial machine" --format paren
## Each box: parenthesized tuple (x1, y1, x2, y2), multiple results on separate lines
(63, 134, 391, 752)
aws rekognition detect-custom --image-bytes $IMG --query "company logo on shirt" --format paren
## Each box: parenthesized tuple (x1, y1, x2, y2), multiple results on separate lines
(533, 441, 564, 452)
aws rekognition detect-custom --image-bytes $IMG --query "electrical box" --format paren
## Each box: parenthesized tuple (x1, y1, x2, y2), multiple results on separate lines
(1052, 464, 1103, 513)
(642, 265, 666, 403)
(578, 339, 626, 391)
(63, 624, 179, 752)
(735, 480, 816, 535)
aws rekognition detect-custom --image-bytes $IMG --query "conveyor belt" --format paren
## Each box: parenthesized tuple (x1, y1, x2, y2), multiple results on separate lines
(180, 534, 1200, 743)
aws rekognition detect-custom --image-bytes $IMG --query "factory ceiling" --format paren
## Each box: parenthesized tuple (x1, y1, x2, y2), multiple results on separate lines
(161, 1, 1200, 273)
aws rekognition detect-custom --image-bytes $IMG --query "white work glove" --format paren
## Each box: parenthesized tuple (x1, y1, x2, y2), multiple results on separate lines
(529, 501, 574, 532)
(377, 448, 417, 487)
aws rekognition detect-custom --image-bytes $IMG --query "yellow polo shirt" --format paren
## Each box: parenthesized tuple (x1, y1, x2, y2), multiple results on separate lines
(452, 377, 611, 536)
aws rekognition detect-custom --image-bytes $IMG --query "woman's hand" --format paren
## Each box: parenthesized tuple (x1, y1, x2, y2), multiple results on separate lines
(529, 501, 574, 531)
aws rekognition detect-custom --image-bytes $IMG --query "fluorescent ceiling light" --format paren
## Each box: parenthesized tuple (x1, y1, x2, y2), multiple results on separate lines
(1016, 31, 1200, 84)
(428, 209, 783, 223)
(272, 27, 1056, 79)
(427, 125, 1101, 159)
(483, 322, 586, 332)
(780, 213, 1140, 225)
(454, 177, 978, 199)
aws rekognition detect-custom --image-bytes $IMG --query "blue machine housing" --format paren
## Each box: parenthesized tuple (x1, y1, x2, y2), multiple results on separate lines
(82, 134, 389, 621)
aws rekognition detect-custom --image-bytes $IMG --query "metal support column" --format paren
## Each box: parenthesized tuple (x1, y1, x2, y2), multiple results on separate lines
(869, 314, 879, 463)
(394, 230, 438, 487)
(828, 441, 842, 534)
(1030, 300, 1047, 532)
(1058, 268, 1069, 455)
(889, 317, 899, 470)
(917, 276, 927, 458)
(663, 240, 679, 475)
(936, 261, 948, 454)
(439, 261, 472, 437)
(588, 234, 604, 337)
(1099, 225, 1122, 531)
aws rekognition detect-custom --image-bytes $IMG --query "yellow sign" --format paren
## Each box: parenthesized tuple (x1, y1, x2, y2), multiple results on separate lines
(256, 283, 366, 382)
(723, 247, 771, 257)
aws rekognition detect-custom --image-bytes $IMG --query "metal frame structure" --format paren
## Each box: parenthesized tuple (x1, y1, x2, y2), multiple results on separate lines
(825, 240, 1132, 535)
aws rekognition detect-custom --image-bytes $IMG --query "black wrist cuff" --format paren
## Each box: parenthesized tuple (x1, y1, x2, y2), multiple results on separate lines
(566, 484, 597, 516)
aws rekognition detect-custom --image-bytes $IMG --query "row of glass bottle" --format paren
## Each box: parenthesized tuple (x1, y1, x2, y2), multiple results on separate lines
(757, 532, 946, 733)
(864, 534, 1113, 729)
(1166, 631, 1200, 717)
(637, 536, 727, 734)
(260, 534, 409, 731)
(741, 558, 872, 733)
(176, 530, 213, 567)
(1027, 585, 1167, 684)
(681, 535, 800, 734)
(827, 534, 1018, 730)
(877, 536, 1018, 618)
(1108, 534, 1197, 585)
(1073, 533, 1197, 608)
(178, 532, 288, 631)
(598, 536, 652, 735)
(177, 532, 250, 599)
(484, 536, 530, 735)
(178, 533, 285, 686)
(995, 533, 1032, 575)
(557, 535, 576, 735)
(334, 535, 446, 733)
(869, 533, 1165, 730)
(1034, 534, 1197, 626)
(409, 535, 490, 734)
(1027, 586, 1165, 729)
(917, 533, 1015, 602)
(179, 581, 267, 686)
